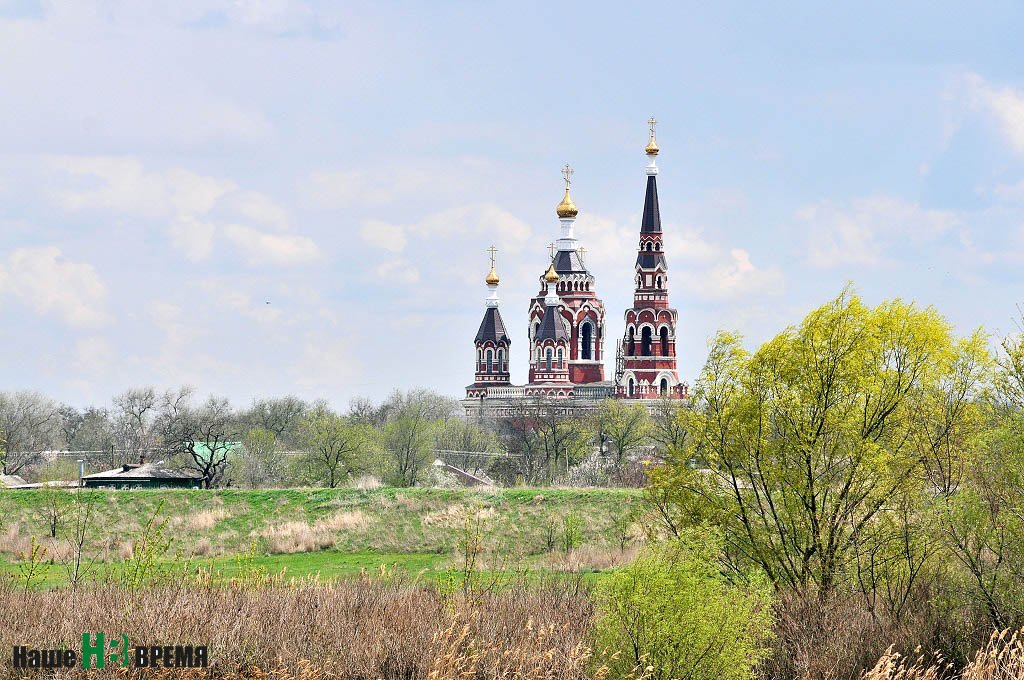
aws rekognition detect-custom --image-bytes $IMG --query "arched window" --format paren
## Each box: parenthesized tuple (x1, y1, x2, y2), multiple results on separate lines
(537, 347, 542, 365)
(497, 349, 504, 372)
(645, 242, 652, 251)
(656, 275, 662, 289)
(545, 348, 553, 371)
(627, 327, 635, 356)
(477, 348, 482, 369)
(641, 327, 653, 356)
(486, 349, 493, 373)
(581, 322, 592, 360)
(557, 348, 563, 368)
(627, 378, 634, 397)
(660, 378, 668, 395)
(660, 326, 669, 356)
(636, 275, 642, 288)
(655, 242, 661, 251)
(532, 322, 540, 340)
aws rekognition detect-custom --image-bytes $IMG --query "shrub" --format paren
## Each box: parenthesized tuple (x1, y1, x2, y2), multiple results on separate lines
(594, 534, 773, 680)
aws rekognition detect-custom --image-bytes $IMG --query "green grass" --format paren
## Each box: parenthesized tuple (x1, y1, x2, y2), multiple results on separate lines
(0, 487, 643, 587)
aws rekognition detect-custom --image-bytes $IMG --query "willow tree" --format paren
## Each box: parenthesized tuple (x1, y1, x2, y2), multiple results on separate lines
(649, 288, 988, 595)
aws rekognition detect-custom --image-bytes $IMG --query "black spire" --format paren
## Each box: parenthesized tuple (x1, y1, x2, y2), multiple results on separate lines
(641, 175, 661, 233)
(474, 307, 509, 344)
(536, 303, 569, 343)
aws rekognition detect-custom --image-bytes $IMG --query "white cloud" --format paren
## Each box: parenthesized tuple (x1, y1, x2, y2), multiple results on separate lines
(675, 248, 784, 302)
(358, 203, 533, 256)
(169, 216, 218, 261)
(572, 211, 783, 303)
(0, 246, 107, 326)
(799, 195, 959, 268)
(222, 224, 321, 265)
(375, 259, 420, 285)
(965, 73, 1024, 154)
(50, 156, 319, 267)
(359, 220, 407, 252)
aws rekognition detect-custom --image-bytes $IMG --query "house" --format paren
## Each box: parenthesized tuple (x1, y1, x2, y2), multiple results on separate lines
(82, 462, 202, 490)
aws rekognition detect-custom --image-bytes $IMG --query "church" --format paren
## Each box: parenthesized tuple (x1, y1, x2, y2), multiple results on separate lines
(463, 120, 687, 416)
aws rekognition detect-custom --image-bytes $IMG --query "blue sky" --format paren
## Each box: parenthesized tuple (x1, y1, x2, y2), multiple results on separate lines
(2, 1, 1024, 408)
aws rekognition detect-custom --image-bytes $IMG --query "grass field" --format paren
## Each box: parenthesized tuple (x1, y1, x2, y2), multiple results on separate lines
(0, 487, 644, 587)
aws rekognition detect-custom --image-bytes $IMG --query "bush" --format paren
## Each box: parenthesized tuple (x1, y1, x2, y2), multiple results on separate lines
(594, 534, 773, 680)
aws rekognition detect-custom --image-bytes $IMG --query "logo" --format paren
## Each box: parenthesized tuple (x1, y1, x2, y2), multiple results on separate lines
(12, 633, 208, 670)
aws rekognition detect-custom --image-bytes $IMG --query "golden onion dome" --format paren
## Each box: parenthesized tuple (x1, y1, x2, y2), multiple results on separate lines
(544, 262, 559, 283)
(645, 132, 660, 156)
(556, 187, 578, 219)
(485, 266, 500, 285)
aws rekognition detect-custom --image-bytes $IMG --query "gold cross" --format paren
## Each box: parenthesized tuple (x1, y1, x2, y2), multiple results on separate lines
(548, 242, 556, 259)
(648, 117, 657, 136)
(487, 245, 497, 268)
(561, 163, 573, 189)
(578, 246, 586, 263)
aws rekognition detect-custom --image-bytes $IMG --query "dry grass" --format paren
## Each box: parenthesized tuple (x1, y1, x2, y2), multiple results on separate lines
(861, 629, 1024, 680)
(0, 576, 597, 679)
(179, 508, 233, 531)
(255, 521, 334, 554)
(253, 512, 369, 554)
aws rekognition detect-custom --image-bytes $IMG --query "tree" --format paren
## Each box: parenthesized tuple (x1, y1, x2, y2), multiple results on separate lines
(649, 396, 693, 460)
(112, 387, 159, 462)
(241, 396, 308, 446)
(649, 289, 987, 595)
(433, 417, 502, 476)
(168, 395, 240, 488)
(0, 390, 61, 474)
(298, 413, 373, 488)
(595, 399, 650, 464)
(60, 406, 116, 467)
(594, 534, 774, 680)
(384, 414, 435, 487)
(239, 427, 284, 489)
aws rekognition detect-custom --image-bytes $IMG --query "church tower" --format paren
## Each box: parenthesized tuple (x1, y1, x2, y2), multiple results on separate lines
(466, 247, 511, 399)
(617, 119, 682, 399)
(527, 165, 607, 386)
(526, 262, 572, 395)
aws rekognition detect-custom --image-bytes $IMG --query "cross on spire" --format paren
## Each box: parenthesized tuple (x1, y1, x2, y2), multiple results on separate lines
(487, 245, 497, 268)
(561, 163, 573, 189)
(648, 116, 657, 136)
(548, 242, 556, 259)
(578, 246, 587, 264)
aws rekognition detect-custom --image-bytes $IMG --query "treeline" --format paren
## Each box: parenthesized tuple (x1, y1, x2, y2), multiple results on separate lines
(0, 386, 680, 489)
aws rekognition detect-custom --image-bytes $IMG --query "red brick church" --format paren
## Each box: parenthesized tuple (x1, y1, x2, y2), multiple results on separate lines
(464, 120, 687, 413)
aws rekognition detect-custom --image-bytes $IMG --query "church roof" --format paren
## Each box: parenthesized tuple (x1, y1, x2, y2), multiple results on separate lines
(636, 252, 667, 269)
(554, 249, 588, 273)
(641, 175, 661, 233)
(536, 303, 570, 343)
(475, 307, 509, 344)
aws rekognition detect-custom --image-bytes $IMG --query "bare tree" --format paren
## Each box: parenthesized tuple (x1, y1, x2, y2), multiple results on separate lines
(0, 390, 61, 474)
(241, 396, 308, 446)
(112, 387, 159, 463)
(167, 395, 240, 488)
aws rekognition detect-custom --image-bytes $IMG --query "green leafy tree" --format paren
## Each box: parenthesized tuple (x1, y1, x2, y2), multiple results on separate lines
(595, 534, 774, 680)
(649, 288, 988, 595)
(595, 399, 650, 464)
(299, 413, 374, 488)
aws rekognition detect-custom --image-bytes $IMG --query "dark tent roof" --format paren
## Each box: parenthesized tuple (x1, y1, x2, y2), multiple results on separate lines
(641, 175, 661, 233)
(536, 303, 570, 343)
(475, 307, 509, 344)
(636, 252, 667, 269)
(553, 249, 588, 274)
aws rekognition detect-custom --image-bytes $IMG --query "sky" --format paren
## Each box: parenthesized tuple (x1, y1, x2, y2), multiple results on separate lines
(3, 1, 1024, 409)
